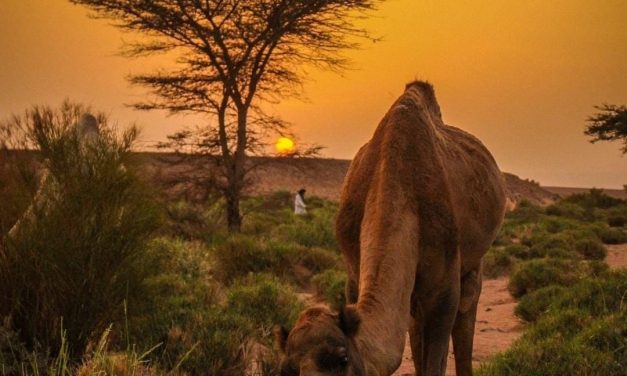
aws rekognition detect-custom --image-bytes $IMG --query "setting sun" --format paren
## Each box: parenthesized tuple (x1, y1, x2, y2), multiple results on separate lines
(275, 137, 295, 155)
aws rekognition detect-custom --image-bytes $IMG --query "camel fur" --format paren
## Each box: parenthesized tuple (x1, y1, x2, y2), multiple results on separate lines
(277, 81, 506, 376)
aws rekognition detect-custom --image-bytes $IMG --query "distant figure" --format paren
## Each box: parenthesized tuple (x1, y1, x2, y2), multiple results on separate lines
(294, 188, 307, 215)
(8, 114, 100, 238)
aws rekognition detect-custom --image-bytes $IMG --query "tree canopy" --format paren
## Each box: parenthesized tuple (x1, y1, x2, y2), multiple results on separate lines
(70, 0, 380, 230)
(585, 104, 627, 154)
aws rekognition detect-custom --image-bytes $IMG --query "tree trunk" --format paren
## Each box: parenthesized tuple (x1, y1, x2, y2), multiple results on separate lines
(223, 104, 248, 232)
(226, 188, 242, 232)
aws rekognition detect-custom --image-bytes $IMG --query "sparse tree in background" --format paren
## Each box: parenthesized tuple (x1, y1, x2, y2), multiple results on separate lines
(70, 0, 380, 231)
(585, 104, 627, 154)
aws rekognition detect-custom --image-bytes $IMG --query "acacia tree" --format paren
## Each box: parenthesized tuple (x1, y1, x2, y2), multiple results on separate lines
(585, 104, 627, 154)
(70, 0, 379, 231)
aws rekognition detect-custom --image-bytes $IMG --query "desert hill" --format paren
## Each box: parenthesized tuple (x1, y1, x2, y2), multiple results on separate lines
(140, 154, 559, 207)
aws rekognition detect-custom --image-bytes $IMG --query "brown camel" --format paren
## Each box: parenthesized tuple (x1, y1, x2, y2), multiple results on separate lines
(276, 81, 506, 376)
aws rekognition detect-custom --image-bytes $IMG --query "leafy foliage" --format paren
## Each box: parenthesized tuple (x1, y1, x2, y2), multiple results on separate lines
(0, 103, 160, 357)
(585, 104, 627, 154)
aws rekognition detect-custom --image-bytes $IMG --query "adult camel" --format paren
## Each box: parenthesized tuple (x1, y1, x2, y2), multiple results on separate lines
(276, 81, 506, 376)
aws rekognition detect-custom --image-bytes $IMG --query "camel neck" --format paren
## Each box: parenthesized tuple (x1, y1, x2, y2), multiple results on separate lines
(352, 212, 419, 375)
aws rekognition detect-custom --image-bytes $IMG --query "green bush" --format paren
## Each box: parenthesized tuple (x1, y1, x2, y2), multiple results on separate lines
(296, 247, 340, 274)
(597, 226, 627, 244)
(477, 329, 618, 376)
(170, 274, 303, 375)
(527, 234, 578, 260)
(564, 188, 624, 210)
(312, 270, 347, 310)
(126, 238, 222, 365)
(173, 307, 252, 376)
(0, 104, 161, 357)
(608, 214, 627, 227)
(539, 216, 580, 234)
(514, 285, 567, 322)
(211, 236, 294, 284)
(478, 270, 627, 376)
(164, 200, 213, 239)
(545, 202, 586, 220)
(127, 242, 306, 375)
(503, 244, 531, 259)
(272, 203, 338, 249)
(578, 313, 627, 371)
(508, 199, 543, 223)
(508, 259, 582, 298)
(226, 274, 303, 339)
(574, 238, 607, 260)
(482, 248, 514, 278)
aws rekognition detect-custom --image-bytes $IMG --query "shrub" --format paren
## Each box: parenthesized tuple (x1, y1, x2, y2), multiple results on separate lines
(482, 248, 514, 278)
(545, 202, 586, 220)
(549, 269, 626, 317)
(578, 313, 627, 371)
(477, 330, 617, 376)
(526, 233, 578, 260)
(502, 244, 530, 259)
(163, 200, 212, 239)
(478, 270, 627, 376)
(226, 274, 303, 339)
(165, 274, 303, 375)
(514, 285, 567, 322)
(272, 204, 338, 249)
(126, 238, 222, 361)
(540, 216, 581, 234)
(211, 236, 294, 284)
(597, 226, 627, 244)
(564, 188, 624, 209)
(508, 259, 582, 298)
(607, 214, 627, 227)
(312, 270, 347, 310)
(507, 199, 543, 223)
(0, 104, 161, 357)
(297, 247, 340, 274)
(175, 308, 252, 376)
(574, 238, 607, 260)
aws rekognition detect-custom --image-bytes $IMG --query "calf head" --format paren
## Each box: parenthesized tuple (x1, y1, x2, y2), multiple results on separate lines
(275, 305, 365, 376)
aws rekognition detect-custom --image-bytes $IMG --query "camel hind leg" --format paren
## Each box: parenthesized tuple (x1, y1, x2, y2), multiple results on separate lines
(452, 267, 482, 376)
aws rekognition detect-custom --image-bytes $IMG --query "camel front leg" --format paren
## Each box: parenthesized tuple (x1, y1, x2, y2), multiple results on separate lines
(452, 268, 482, 376)
(409, 308, 424, 375)
(423, 286, 460, 376)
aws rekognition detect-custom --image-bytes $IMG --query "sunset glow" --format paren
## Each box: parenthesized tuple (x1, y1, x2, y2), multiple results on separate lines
(1, 0, 626, 187)
(275, 137, 295, 155)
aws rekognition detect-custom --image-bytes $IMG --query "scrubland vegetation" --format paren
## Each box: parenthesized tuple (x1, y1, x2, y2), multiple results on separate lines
(478, 194, 627, 376)
(1, 112, 626, 374)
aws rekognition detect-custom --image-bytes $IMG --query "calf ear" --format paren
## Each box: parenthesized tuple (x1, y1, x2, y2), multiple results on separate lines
(339, 305, 361, 337)
(273, 325, 289, 353)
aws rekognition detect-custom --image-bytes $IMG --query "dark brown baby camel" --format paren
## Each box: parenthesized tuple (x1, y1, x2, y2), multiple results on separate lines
(276, 81, 506, 376)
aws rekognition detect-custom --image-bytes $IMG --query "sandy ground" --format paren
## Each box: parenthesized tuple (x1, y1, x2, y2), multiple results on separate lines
(606, 243, 627, 269)
(392, 277, 522, 376)
(392, 242, 627, 376)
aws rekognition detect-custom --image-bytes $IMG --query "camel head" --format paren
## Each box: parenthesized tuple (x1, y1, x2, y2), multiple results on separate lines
(76, 113, 100, 145)
(275, 305, 365, 376)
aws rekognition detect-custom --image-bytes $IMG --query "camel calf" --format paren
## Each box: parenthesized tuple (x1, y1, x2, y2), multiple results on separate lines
(277, 81, 506, 376)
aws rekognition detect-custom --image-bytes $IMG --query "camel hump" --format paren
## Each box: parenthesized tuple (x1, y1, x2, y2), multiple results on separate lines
(397, 80, 442, 121)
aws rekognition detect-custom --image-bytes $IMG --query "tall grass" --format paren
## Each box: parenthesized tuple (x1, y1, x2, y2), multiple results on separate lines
(0, 103, 161, 358)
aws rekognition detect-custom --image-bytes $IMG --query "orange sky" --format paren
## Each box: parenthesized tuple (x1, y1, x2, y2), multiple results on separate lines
(1, 0, 626, 188)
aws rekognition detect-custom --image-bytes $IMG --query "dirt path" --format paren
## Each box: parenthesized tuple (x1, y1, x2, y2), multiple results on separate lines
(392, 242, 627, 375)
(606, 243, 627, 269)
(391, 277, 522, 375)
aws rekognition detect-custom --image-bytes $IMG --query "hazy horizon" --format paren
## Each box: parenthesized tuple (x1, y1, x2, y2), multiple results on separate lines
(1, 0, 626, 188)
